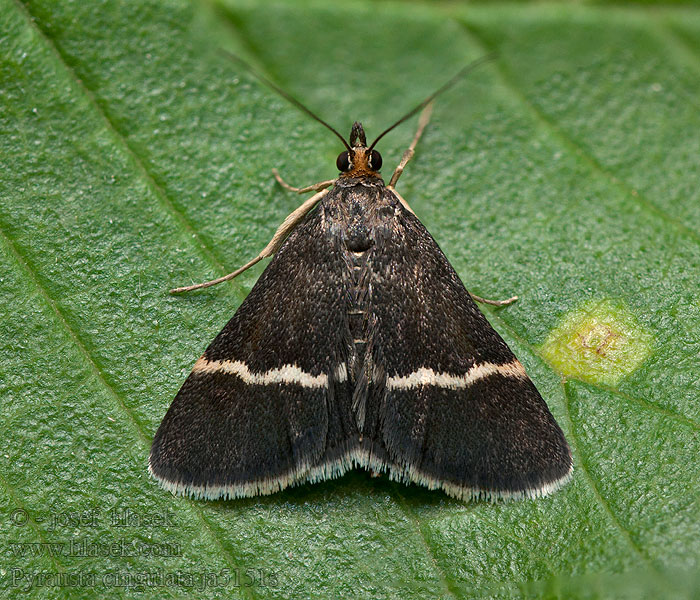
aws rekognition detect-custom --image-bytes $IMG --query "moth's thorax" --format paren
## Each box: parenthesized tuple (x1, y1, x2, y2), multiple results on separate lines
(322, 181, 397, 253)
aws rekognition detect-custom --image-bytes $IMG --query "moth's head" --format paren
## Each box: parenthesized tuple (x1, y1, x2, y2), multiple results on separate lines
(336, 121, 383, 178)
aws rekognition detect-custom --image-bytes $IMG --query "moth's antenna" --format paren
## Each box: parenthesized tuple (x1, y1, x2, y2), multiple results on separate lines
(368, 53, 497, 152)
(220, 50, 352, 152)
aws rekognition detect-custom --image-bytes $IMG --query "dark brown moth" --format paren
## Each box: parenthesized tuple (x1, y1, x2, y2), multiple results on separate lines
(149, 57, 572, 500)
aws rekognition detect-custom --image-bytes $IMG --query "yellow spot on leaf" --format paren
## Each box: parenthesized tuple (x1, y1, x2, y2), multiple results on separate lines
(540, 299, 652, 385)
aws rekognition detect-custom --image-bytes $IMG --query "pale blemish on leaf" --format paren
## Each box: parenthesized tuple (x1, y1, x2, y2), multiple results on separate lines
(540, 299, 652, 386)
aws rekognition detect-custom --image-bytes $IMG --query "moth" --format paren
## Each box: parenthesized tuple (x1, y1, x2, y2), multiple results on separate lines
(149, 57, 572, 501)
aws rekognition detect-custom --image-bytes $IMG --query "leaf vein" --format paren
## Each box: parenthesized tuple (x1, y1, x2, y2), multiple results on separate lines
(460, 20, 700, 247)
(13, 0, 233, 286)
(6, 4, 256, 594)
(561, 381, 653, 566)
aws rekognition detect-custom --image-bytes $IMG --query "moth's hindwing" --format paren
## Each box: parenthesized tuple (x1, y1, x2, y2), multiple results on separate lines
(149, 204, 356, 499)
(367, 191, 572, 499)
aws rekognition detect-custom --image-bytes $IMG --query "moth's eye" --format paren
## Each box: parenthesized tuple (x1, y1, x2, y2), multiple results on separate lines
(336, 151, 351, 172)
(369, 150, 382, 171)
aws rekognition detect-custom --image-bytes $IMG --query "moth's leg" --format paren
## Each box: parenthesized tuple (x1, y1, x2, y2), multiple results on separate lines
(470, 293, 519, 307)
(387, 101, 434, 189)
(272, 169, 335, 194)
(170, 188, 331, 293)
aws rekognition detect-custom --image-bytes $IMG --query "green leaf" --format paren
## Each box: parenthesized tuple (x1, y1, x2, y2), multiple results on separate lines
(1, 0, 699, 598)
